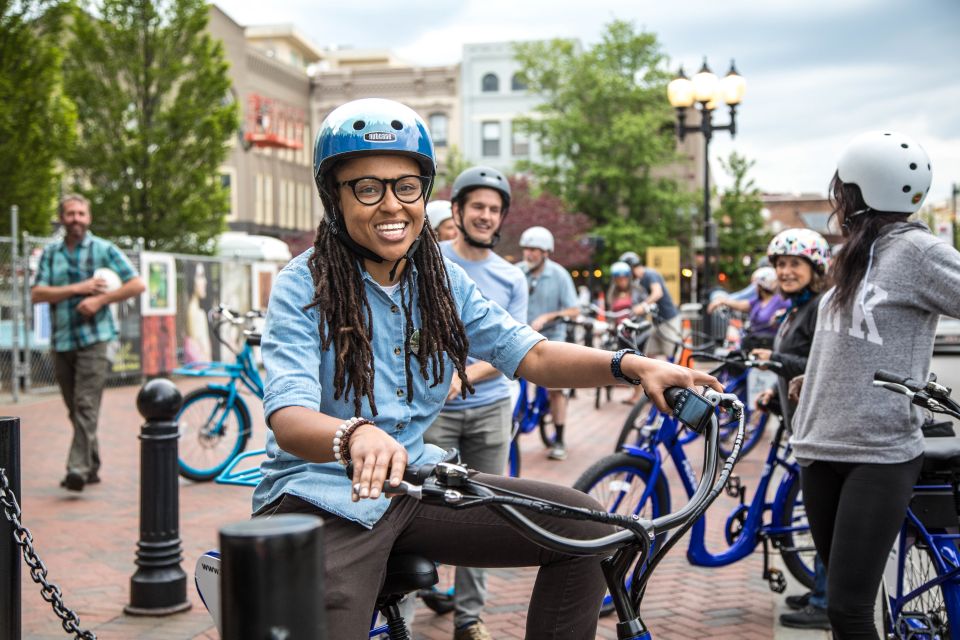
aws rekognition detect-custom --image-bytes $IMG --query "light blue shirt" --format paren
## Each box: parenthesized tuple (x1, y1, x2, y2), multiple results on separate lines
(520, 258, 578, 341)
(440, 241, 528, 410)
(253, 249, 544, 528)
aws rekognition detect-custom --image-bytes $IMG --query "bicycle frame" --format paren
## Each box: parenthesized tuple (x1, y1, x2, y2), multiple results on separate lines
(623, 410, 803, 569)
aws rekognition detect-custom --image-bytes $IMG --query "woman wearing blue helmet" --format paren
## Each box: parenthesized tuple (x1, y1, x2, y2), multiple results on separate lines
(253, 98, 720, 637)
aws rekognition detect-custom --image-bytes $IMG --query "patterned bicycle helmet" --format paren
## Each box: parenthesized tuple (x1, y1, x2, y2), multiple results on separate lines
(767, 228, 830, 274)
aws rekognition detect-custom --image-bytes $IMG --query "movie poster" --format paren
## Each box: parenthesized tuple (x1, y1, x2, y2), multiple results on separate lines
(177, 260, 221, 364)
(141, 253, 176, 316)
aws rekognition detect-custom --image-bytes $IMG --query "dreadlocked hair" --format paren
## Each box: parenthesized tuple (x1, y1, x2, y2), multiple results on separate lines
(304, 203, 473, 417)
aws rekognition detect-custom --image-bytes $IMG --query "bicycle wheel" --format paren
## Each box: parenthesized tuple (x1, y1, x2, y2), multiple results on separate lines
(508, 434, 522, 478)
(777, 474, 817, 589)
(178, 387, 251, 482)
(884, 525, 951, 638)
(719, 406, 769, 459)
(573, 453, 670, 617)
(537, 393, 557, 447)
(614, 398, 657, 451)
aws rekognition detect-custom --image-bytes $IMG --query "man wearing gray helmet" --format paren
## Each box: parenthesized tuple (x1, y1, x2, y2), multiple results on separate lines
(424, 166, 526, 640)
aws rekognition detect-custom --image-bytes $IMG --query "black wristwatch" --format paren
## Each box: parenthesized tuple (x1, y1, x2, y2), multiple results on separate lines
(611, 348, 644, 385)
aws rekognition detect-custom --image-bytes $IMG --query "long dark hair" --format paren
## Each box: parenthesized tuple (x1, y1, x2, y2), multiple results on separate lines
(305, 166, 473, 416)
(827, 171, 909, 313)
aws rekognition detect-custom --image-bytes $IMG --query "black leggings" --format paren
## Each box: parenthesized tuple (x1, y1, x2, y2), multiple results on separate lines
(801, 455, 923, 639)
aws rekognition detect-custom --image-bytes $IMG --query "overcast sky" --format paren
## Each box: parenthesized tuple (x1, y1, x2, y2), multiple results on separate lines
(215, 0, 960, 205)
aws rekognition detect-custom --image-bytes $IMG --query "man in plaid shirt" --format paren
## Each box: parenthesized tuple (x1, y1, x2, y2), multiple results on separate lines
(31, 194, 145, 492)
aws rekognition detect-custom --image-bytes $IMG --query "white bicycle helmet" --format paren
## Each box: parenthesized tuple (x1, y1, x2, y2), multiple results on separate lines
(610, 261, 632, 278)
(618, 251, 642, 268)
(519, 226, 554, 252)
(426, 200, 453, 230)
(836, 131, 932, 214)
(750, 266, 777, 292)
(767, 228, 830, 274)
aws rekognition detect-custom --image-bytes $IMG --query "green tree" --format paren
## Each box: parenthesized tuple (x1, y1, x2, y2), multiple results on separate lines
(0, 0, 76, 235)
(62, 0, 238, 253)
(513, 20, 696, 265)
(715, 151, 766, 289)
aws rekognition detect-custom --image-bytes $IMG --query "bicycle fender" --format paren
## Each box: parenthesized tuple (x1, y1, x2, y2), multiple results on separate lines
(620, 444, 657, 463)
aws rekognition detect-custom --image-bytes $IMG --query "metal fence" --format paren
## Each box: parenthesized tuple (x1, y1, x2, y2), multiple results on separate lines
(2, 207, 279, 403)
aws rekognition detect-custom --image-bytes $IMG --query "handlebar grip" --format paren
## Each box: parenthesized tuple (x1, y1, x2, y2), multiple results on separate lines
(874, 370, 924, 392)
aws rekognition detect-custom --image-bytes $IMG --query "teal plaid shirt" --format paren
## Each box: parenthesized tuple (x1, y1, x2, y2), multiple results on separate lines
(33, 233, 138, 352)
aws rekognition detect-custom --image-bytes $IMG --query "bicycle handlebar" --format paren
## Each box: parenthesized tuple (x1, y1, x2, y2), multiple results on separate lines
(873, 370, 960, 419)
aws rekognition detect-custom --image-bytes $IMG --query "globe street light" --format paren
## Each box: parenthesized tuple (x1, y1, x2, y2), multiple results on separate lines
(668, 58, 745, 311)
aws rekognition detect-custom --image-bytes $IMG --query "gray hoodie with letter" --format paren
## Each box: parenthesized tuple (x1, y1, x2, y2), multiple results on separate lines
(792, 221, 960, 464)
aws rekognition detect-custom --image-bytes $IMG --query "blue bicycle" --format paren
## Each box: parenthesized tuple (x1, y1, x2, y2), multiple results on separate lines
(173, 305, 264, 482)
(575, 353, 815, 616)
(874, 369, 960, 639)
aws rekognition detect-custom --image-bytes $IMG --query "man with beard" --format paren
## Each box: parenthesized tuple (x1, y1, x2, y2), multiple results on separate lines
(424, 166, 527, 640)
(31, 194, 145, 492)
(518, 226, 579, 460)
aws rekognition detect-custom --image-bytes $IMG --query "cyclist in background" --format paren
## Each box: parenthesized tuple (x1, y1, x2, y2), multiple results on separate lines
(607, 260, 648, 325)
(792, 132, 960, 638)
(518, 226, 580, 460)
(749, 228, 831, 630)
(708, 266, 789, 351)
(619, 251, 680, 358)
(427, 199, 458, 241)
(255, 98, 721, 638)
(424, 166, 525, 640)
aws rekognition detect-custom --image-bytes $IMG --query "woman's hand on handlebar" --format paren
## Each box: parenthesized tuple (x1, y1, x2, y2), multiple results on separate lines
(625, 357, 723, 413)
(348, 424, 408, 502)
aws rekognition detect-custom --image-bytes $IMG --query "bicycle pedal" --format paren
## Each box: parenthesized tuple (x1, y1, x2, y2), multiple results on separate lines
(764, 568, 786, 593)
(725, 475, 743, 499)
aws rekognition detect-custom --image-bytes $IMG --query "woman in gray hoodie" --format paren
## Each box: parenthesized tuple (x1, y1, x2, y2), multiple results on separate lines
(791, 131, 960, 638)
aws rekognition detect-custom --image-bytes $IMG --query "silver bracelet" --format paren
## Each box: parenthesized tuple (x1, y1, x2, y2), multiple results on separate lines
(333, 417, 372, 466)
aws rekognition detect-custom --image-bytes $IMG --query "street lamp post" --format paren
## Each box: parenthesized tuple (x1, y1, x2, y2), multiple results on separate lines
(668, 58, 746, 312)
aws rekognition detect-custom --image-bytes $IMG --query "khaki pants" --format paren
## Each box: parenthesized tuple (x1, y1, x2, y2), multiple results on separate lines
(53, 342, 109, 476)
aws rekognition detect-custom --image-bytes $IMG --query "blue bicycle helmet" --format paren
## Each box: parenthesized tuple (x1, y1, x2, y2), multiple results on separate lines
(313, 98, 435, 193)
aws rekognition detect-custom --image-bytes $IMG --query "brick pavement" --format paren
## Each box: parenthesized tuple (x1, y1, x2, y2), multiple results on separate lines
(1, 381, 804, 639)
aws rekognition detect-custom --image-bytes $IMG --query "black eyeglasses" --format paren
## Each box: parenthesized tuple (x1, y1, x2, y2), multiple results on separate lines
(337, 175, 431, 206)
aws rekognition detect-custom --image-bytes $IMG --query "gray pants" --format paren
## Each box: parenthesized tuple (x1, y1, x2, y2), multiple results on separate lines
(423, 397, 512, 628)
(53, 342, 109, 476)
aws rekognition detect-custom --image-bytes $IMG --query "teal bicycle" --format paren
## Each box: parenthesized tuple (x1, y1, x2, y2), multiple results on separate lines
(173, 305, 264, 482)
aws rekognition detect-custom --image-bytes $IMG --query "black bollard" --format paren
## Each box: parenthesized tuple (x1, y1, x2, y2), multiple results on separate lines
(0, 417, 21, 640)
(220, 514, 326, 639)
(124, 379, 191, 615)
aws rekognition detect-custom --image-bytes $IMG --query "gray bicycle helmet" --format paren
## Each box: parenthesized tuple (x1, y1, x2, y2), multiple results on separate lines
(450, 166, 511, 212)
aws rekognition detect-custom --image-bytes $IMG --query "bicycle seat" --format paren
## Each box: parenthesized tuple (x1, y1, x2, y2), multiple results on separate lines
(379, 554, 438, 598)
(922, 437, 960, 474)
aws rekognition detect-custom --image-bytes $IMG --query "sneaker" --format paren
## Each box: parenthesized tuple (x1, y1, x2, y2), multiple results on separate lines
(780, 606, 831, 630)
(60, 471, 85, 492)
(547, 443, 567, 460)
(454, 622, 493, 640)
(785, 592, 811, 610)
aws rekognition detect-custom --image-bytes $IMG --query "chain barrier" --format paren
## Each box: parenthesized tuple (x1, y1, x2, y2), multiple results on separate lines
(0, 467, 96, 639)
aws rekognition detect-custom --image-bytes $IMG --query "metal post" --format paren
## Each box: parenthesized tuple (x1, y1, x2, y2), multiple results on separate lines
(125, 378, 191, 615)
(0, 416, 22, 640)
(9, 207, 19, 403)
(700, 110, 714, 313)
(952, 182, 958, 251)
(220, 514, 326, 639)
(21, 232, 31, 395)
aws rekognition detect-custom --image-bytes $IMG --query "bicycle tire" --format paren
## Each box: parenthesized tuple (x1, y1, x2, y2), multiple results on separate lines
(177, 387, 251, 482)
(537, 395, 557, 448)
(719, 407, 769, 459)
(884, 524, 951, 638)
(776, 474, 817, 590)
(508, 434, 522, 478)
(573, 453, 670, 617)
(614, 398, 655, 451)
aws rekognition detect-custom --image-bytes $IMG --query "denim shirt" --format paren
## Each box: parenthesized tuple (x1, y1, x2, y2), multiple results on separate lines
(252, 249, 544, 528)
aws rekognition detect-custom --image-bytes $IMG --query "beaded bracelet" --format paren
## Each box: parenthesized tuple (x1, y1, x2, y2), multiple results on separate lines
(333, 417, 374, 466)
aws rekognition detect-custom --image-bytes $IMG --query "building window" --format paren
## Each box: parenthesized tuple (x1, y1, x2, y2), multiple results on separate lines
(511, 73, 527, 91)
(482, 121, 500, 157)
(220, 167, 237, 220)
(511, 125, 530, 157)
(481, 73, 499, 93)
(429, 113, 448, 147)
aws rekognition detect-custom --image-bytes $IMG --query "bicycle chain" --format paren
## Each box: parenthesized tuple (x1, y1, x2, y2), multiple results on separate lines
(0, 467, 96, 639)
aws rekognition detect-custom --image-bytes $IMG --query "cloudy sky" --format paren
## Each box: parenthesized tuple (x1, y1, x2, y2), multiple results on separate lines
(215, 0, 960, 205)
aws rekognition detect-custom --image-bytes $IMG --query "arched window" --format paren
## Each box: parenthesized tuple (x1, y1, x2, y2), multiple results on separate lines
(511, 73, 527, 91)
(428, 113, 448, 147)
(481, 73, 499, 93)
